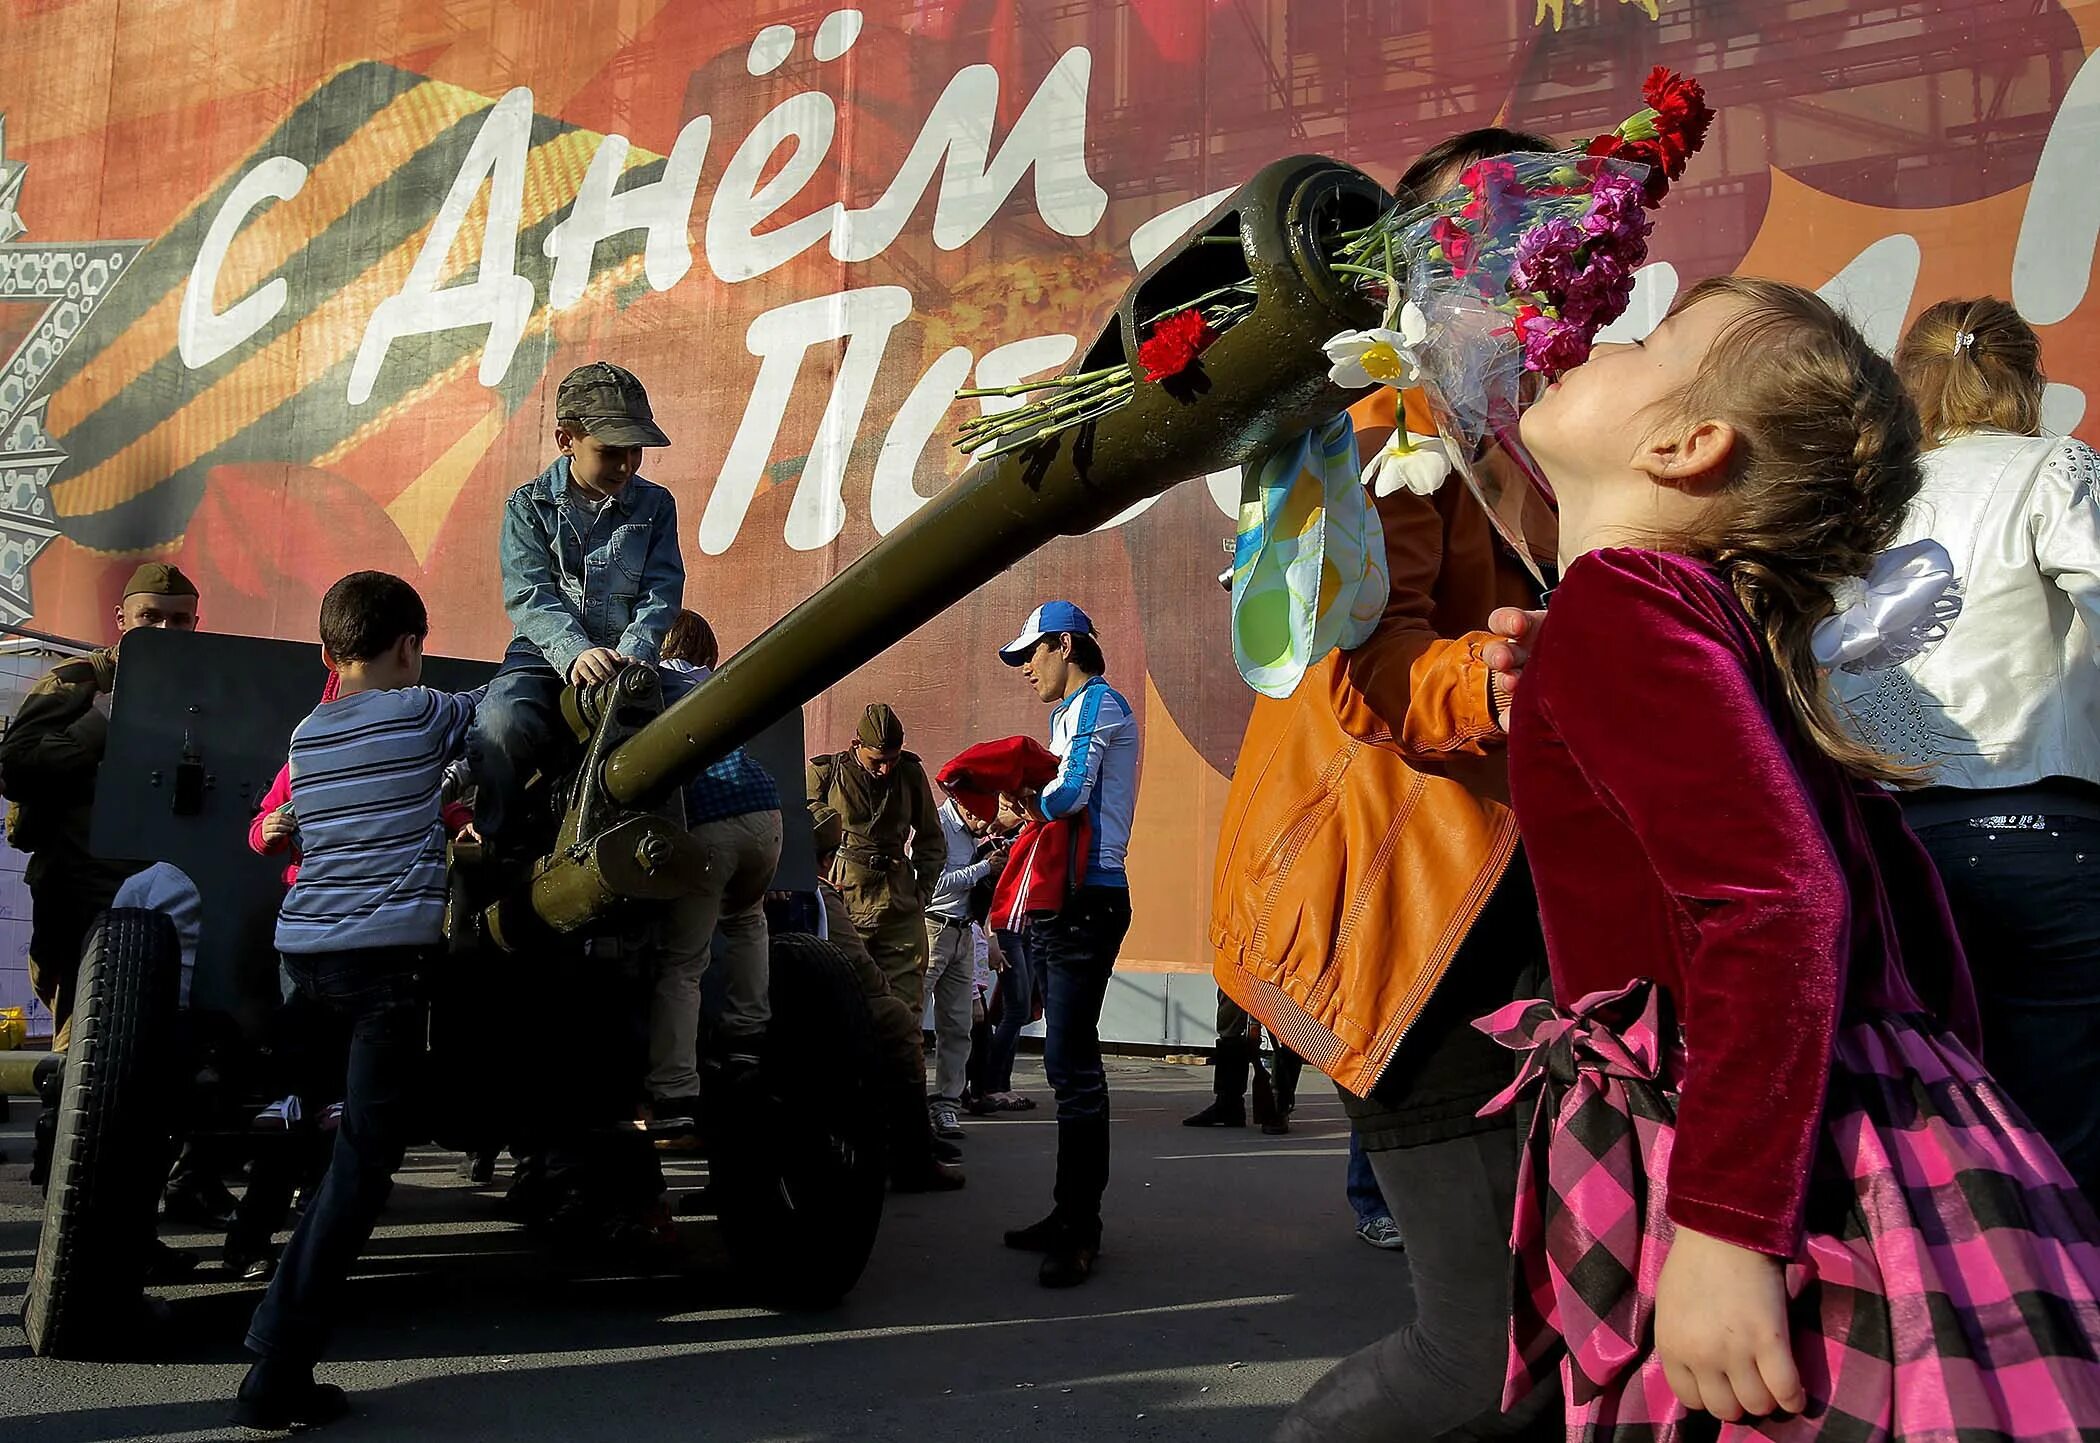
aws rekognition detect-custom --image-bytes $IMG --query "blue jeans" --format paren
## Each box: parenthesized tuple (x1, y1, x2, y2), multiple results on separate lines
(1915, 812, 2100, 1200)
(246, 946, 429, 1364)
(1033, 886, 1132, 1243)
(986, 928, 1037, 1094)
(1346, 1130, 1389, 1226)
(467, 641, 572, 850)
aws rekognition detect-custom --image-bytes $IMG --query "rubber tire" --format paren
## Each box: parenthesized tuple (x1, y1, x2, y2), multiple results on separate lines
(717, 933, 887, 1308)
(23, 909, 182, 1358)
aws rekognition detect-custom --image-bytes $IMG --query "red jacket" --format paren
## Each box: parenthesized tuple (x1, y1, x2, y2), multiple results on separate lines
(249, 672, 471, 887)
(937, 737, 1090, 928)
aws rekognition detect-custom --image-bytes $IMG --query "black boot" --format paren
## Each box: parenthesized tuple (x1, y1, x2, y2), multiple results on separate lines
(233, 1359, 350, 1431)
(1040, 1117, 1108, 1287)
(1183, 1041, 1248, 1127)
(889, 1076, 965, 1192)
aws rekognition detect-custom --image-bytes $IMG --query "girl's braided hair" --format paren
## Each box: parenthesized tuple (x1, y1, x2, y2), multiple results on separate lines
(1659, 276, 1924, 785)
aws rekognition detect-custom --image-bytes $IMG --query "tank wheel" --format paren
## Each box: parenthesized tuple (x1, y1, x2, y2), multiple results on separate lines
(716, 932, 887, 1308)
(24, 910, 182, 1358)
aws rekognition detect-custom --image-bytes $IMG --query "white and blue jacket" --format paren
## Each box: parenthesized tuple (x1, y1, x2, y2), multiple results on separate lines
(1042, 675, 1138, 888)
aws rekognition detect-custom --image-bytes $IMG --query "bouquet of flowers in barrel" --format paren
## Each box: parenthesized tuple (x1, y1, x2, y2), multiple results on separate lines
(954, 68, 1713, 471)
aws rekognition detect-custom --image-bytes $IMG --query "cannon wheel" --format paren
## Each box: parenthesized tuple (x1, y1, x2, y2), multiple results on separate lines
(24, 909, 181, 1358)
(717, 932, 887, 1308)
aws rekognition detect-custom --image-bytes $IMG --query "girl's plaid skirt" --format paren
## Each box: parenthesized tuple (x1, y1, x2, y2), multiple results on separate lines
(1478, 981, 2100, 1442)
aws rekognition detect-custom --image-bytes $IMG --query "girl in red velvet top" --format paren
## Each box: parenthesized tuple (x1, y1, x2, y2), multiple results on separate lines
(1494, 275, 2100, 1440)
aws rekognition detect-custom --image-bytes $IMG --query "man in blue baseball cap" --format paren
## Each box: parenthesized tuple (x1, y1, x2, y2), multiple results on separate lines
(995, 600, 1138, 1288)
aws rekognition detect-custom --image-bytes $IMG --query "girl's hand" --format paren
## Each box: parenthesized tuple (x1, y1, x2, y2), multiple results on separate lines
(1655, 1226, 1807, 1421)
(260, 805, 297, 845)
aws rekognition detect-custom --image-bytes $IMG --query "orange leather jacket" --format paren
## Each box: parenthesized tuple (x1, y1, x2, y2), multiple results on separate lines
(1210, 392, 1547, 1097)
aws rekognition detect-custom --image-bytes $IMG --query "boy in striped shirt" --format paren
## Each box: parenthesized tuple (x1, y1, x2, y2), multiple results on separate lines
(237, 571, 482, 1431)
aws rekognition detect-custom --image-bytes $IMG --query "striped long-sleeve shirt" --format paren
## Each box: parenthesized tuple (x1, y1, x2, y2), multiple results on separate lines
(275, 685, 481, 954)
(1042, 675, 1138, 887)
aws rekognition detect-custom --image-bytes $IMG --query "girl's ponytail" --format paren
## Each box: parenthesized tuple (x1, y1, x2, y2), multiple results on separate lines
(1664, 278, 1925, 785)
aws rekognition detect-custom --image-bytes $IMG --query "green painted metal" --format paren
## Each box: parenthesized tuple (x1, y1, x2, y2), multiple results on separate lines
(594, 154, 1390, 829)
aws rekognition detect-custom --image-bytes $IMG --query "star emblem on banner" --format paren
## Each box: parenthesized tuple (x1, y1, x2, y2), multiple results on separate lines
(0, 114, 145, 621)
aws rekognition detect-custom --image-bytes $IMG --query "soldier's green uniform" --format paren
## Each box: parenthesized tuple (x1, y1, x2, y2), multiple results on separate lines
(1, 647, 136, 1050)
(806, 704, 945, 1014)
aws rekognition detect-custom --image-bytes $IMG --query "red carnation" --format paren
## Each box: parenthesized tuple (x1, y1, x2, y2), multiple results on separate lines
(1137, 307, 1216, 382)
(1587, 134, 1672, 204)
(1640, 67, 1714, 178)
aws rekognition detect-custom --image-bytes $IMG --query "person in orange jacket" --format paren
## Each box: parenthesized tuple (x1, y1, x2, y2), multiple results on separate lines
(1210, 130, 1560, 1443)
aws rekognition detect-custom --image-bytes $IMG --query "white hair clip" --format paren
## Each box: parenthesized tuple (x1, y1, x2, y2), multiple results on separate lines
(1952, 330, 1977, 355)
(1811, 538, 1963, 674)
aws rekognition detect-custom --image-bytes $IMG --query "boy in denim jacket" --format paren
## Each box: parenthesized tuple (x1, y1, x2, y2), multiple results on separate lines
(469, 362, 685, 850)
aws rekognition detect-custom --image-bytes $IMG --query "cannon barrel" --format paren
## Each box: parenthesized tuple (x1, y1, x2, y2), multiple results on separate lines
(600, 154, 1390, 812)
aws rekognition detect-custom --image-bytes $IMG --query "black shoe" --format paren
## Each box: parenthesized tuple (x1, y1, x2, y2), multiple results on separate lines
(1262, 1114, 1291, 1136)
(461, 1150, 498, 1185)
(1182, 1099, 1245, 1128)
(146, 1238, 201, 1281)
(1003, 1211, 1067, 1253)
(929, 1136, 963, 1164)
(163, 1182, 237, 1230)
(1039, 1237, 1098, 1288)
(233, 1363, 350, 1431)
(891, 1160, 966, 1193)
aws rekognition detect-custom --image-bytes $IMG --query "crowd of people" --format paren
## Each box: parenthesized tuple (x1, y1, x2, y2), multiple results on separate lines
(5, 114, 2100, 1440)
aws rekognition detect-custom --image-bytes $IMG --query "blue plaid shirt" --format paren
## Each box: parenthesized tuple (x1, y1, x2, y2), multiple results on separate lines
(661, 663, 779, 823)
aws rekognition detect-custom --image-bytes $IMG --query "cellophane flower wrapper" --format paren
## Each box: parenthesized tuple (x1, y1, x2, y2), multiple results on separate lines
(1376, 152, 1656, 583)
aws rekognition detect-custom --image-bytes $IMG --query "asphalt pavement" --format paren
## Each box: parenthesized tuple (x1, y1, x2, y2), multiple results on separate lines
(0, 1057, 1409, 1442)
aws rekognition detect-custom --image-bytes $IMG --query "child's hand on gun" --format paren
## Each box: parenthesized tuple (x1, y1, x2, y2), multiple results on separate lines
(1655, 1225, 1807, 1422)
(568, 647, 627, 687)
(261, 805, 297, 846)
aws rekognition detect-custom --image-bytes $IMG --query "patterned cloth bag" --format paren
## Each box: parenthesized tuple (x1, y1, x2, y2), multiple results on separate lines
(1478, 981, 2100, 1441)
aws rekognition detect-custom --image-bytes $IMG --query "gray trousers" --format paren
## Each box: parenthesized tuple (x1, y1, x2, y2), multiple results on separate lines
(923, 915, 976, 1103)
(1276, 1121, 1556, 1443)
(646, 809, 782, 1101)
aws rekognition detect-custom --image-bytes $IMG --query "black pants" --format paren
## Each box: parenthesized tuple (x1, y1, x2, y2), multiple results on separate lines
(246, 947, 428, 1364)
(1914, 811, 2100, 1200)
(1033, 886, 1132, 1245)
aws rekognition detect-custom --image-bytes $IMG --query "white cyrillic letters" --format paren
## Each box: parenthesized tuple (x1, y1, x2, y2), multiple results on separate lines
(348, 88, 535, 406)
(545, 115, 713, 310)
(178, 155, 309, 369)
(700, 286, 914, 554)
(870, 346, 973, 534)
(831, 47, 1107, 262)
(706, 92, 842, 283)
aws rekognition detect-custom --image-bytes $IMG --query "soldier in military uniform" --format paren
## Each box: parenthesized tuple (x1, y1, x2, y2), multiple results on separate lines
(1, 562, 199, 1050)
(805, 703, 945, 1014)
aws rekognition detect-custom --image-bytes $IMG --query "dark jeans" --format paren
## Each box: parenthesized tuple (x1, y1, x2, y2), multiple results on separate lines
(467, 641, 573, 850)
(1914, 813, 2100, 1199)
(246, 947, 429, 1365)
(985, 928, 1037, 1094)
(1345, 1131, 1388, 1226)
(1033, 887, 1132, 1244)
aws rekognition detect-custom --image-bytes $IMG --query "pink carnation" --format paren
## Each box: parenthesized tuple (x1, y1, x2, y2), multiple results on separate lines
(1510, 217, 1586, 296)
(1520, 312, 1592, 374)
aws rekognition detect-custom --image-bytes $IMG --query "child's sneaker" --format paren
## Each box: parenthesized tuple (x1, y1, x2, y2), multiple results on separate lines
(253, 1096, 302, 1130)
(319, 1101, 345, 1132)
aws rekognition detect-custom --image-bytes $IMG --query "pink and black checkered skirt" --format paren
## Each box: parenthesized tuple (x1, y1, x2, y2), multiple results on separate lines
(1478, 981, 2100, 1441)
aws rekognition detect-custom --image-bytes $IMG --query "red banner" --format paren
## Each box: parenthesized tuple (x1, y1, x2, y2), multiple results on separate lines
(2, 0, 2095, 976)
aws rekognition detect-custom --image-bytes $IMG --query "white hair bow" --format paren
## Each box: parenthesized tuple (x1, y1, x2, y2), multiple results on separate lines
(1810, 538, 1963, 674)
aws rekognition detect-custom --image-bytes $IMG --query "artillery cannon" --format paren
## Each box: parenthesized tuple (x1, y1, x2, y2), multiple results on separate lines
(21, 154, 1393, 1357)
